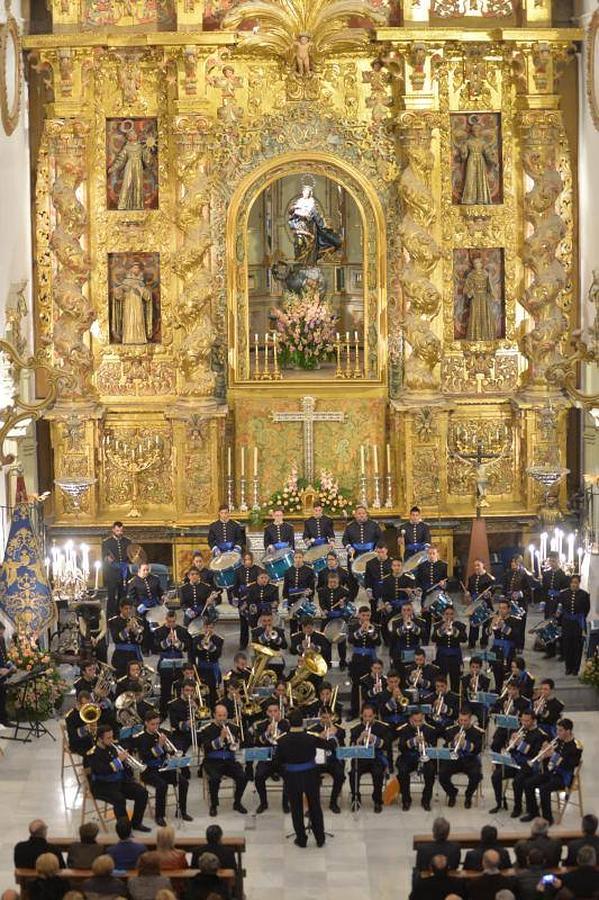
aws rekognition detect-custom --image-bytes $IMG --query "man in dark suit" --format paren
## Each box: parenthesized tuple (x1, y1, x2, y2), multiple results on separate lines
(191, 824, 238, 871)
(514, 817, 562, 868)
(409, 855, 466, 900)
(415, 817, 461, 872)
(14, 820, 65, 869)
(565, 814, 599, 866)
(466, 849, 515, 900)
(560, 846, 599, 897)
(463, 825, 511, 871)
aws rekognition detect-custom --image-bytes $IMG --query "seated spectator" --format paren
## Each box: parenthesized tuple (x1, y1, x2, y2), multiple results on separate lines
(106, 817, 146, 871)
(1, 890, 19, 900)
(466, 849, 515, 900)
(67, 823, 104, 869)
(415, 817, 461, 872)
(128, 851, 172, 900)
(14, 820, 65, 869)
(155, 892, 177, 900)
(463, 825, 511, 871)
(559, 846, 599, 898)
(81, 854, 125, 900)
(155, 825, 188, 870)
(515, 817, 562, 868)
(62, 893, 85, 900)
(27, 853, 70, 900)
(409, 855, 466, 900)
(495, 893, 516, 900)
(191, 827, 237, 871)
(184, 853, 230, 900)
(515, 848, 548, 900)
(564, 814, 599, 866)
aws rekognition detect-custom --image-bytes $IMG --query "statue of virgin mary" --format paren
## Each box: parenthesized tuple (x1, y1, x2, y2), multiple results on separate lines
(288, 181, 342, 266)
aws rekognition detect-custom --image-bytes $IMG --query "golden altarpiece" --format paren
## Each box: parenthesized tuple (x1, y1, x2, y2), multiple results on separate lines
(24, 0, 583, 574)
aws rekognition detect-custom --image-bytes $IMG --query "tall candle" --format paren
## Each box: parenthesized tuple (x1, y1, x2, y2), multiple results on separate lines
(535, 551, 542, 579)
(373, 445, 379, 475)
(44, 557, 50, 579)
(94, 560, 101, 591)
(386, 443, 391, 474)
(540, 532, 548, 562)
(567, 533, 575, 565)
(577, 547, 583, 570)
(360, 444, 365, 475)
(240, 446, 245, 477)
(253, 446, 258, 478)
(528, 544, 535, 569)
(227, 446, 232, 477)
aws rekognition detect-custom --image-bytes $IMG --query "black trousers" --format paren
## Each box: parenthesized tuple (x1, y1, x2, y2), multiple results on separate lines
(317, 760, 345, 804)
(562, 620, 585, 674)
(159, 669, 179, 719)
(349, 657, 372, 717)
(204, 759, 248, 807)
(439, 757, 482, 799)
(92, 779, 148, 825)
(255, 760, 287, 807)
(238, 614, 249, 650)
(524, 771, 567, 820)
(468, 624, 489, 649)
(435, 653, 462, 693)
(397, 755, 435, 806)
(350, 759, 385, 805)
(142, 766, 190, 818)
(283, 768, 325, 845)
(106, 576, 127, 619)
(491, 763, 530, 809)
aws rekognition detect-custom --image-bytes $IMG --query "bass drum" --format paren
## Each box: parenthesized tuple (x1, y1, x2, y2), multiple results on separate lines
(209, 550, 242, 589)
(350, 551, 377, 587)
(304, 544, 330, 574)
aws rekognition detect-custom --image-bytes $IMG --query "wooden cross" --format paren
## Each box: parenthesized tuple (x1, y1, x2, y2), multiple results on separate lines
(270, 396, 346, 484)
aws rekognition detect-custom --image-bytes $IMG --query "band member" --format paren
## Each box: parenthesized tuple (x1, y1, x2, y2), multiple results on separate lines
(251, 613, 287, 678)
(180, 568, 218, 628)
(532, 678, 564, 738)
(399, 506, 431, 561)
(233, 553, 262, 650)
(416, 546, 448, 644)
(115, 660, 146, 697)
(348, 608, 381, 718)
(318, 571, 352, 669)
(109, 600, 144, 677)
(303, 681, 343, 722)
(379, 672, 410, 733)
(246, 571, 279, 628)
(349, 704, 388, 813)
(154, 611, 190, 719)
(438, 708, 484, 808)
(86, 723, 150, 831)
(490, 682, 531, 752)
(303, 503, 335, 547)
(558, 575, 590, 675)
(74, 660, 99, 697)
(200, 703, 248, 816)
(432, 606, 467, 693)
(425, 675, 460, 738)
(283, 550, 315, 631)
(365, 544, 392, 617)
(521, 718, 583, 824)
(290, 618, 331, 669)
(264, 508, 295, 553)
(136, 712, 193, 826)
(127, 562, 164, 652)
(102, 522, 132, 618)
(460, 657, 491, 728)
(397, 709, 437, 810)
(191, 621, 224, 708)
(208, 505, 244, 556)
(542, 551, 570, 619)
(403, 649, 440, 700)
(380, 558, 417, 645)
(172, 662, 199, 699)
(223, 652, 251, 694)
(274, 708, 331, 847)
(503, 555, 535, 650)
(316, 552, 354, 595)
(489, 599, 519, 691)
(389, 603, 425, 672)
(77, 601, 108, 663)
(253, 701, 290, 813)
(489, 709, 544, 816)
(465, 559, 496, 649)
(168, 680, 198, 754)
(309, 706, 346, 813)
(509, 656, 535, 699)
(359, 659, 387, 711)
(66, 691, 112, 757)
(342, 505, 382, 559)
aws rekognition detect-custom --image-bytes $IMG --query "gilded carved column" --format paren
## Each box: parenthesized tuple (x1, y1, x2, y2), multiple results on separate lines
(397, 112, 443, 394)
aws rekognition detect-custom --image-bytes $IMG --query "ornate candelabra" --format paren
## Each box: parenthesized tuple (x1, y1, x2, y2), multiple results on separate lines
(372, 473, 382, 508)
(49, 539, 93, 602)
(384, 472, 393, 508)
(54, 476, 97, 517)
(103, 432, 164, 518)
(238, 475, 248, 512)
(226, 475, 235, 511)
(358, 472, 368, 507)
(251, 475, 260, 510)
(526, 461, 570, 524)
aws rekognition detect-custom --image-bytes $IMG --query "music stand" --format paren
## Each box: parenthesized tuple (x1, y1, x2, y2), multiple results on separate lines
(426, 746, 454, 802)
(6, 671, 55, 743)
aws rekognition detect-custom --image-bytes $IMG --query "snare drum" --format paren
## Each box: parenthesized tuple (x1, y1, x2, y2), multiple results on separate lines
(351, 551, 377, 586)
(209, 550, 242, 589)
(263, 547, 294, 582)
(536, 620, 562, 645)
(304, 544, 330, 574)
(470, 600, 493, 628)
(427, 589, 453, 619)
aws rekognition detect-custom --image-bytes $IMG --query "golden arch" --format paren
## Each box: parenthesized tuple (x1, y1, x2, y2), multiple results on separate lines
(225, 151, 388, 387)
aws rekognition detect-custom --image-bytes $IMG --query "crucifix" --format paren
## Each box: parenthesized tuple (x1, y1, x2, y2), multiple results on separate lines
(450, 435, 509, 516)
(271, 396, 346, 484)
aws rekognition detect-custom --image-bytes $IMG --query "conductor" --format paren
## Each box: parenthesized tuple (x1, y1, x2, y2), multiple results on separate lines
(274, 708, 331, 848)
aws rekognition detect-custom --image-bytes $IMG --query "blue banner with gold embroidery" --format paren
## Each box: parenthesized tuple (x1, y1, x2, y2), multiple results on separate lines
(0, 502, 55, 633)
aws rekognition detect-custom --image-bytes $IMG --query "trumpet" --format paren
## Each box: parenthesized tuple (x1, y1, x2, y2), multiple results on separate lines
(530, 737, 559, 767)
(358, 624, 376, 637)
(373, 674, 383, 694)
(113, 742, 146, 771)
(223, 723, 239, 752)
(127, 616, 143, 637)
(433, 692, 446, 719)
(391, 686, 410, 708)
(361, 723, 373, 747)
(469, 673, 480, 700)
(410, 666, 423, 687)
(533, 694, 547, 717)
(416, 726, 429, 763)
(451, 726, 466, 759)
(498, 672, 516, 700)
(505, 725, 526, 753)
(160, 730, 182, 757)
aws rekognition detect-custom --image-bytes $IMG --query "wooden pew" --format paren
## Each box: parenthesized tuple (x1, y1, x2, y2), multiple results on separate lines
(15, 867, 236, 900)
(412, 829, 582, 851)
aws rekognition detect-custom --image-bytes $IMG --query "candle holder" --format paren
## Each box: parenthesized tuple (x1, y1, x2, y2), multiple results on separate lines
(251, 475, 260, 510)
(54, 476, 97, 518)
(239, 476, 248, 512)
(372, 474, 382, 508)
(272, 334, 283, 381)
(384, 473, 393, 508)
(335, 337, 344, 379)
(353, 335, 361, 379)
(344, 336, 352, 379)
(359, 472, 368, 507)
(103, 433, 164, 518)
(226, 475, 234, 511)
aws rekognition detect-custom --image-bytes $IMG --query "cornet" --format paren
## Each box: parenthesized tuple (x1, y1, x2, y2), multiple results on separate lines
(113, 742, 146, 771)
(160, 730, 182, 757)
(410, 666, 423, 687)
(469, 673, 479, 699)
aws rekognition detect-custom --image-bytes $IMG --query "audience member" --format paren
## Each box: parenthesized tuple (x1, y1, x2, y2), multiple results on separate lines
(515, 818, 562, 868)
(191, 827, 237, 871)
(27, 854, 69, 900)
(564, 814, 599, 866)
(559, 846, 599, 898)
(466, 849, 515, 900)
(415, 818, 461, 872)
(495, 893, 516, 900)
(155, 892, 178, 900)
(81, 855, 125, 900)
(155, 826, 188, 870)
(463, 825, 511, 871)
(184, 853, 230, 900)
(128, 851, 172, 900)
(66, 823, 104, 869)
(515, 848, 548, 900)
(14, 821, 65, 870)
(409, 855, 466, 900)
(62, 893, 85, 900)
(106, 817, 146, 871)
(1, 891, 19, 900)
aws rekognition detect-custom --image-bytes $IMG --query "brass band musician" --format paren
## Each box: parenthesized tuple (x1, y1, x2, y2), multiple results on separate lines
(135, 711, 193, 826)
(200, 703, 248, 817)
(396, 709, 437, 811)
(533, 678, 564, 739)
(438, 708, 484, 809)
(253, 701, 290, 814)
(521, 717, 583, 824)
(389, 603, 425, 672)
(432, 606, 467, 693)
(308, 707, 346, 814)
(349, 704, 388, 813)
(348, 608, 381, 718)
(109, 600, 144, 677)
(191, 621, 223, 707)
(154, 610, 191, 719)
(86, 723, 150, 832)
(489, 709, 544, 817)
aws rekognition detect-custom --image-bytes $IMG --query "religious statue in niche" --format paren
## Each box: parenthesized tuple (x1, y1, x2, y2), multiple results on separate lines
(106, 118, 158, 211)
(108, 252, 161, 345)
(453, 248, 505, 341)
(206, 53, 243, 124)
(287, 179, 342, 267)
(451, 113, 502, 206)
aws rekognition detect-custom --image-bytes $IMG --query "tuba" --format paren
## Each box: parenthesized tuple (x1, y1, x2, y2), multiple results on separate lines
(288, 648, 328, 705)
(247, 642, 279, 692)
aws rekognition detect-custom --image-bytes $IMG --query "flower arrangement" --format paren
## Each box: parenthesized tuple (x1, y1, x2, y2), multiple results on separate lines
(7, 632, 67, 721)
(262, 466, 353, 520)
(580, 652, 599, 691)
(316, 469, 352, 517)
(272, 285, 337, 370)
